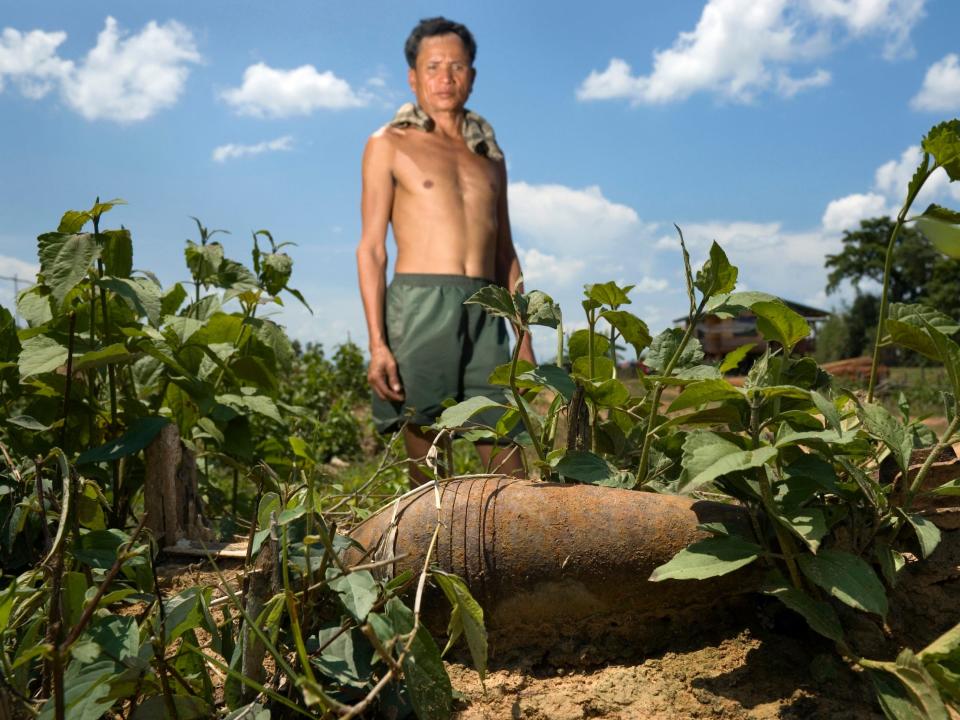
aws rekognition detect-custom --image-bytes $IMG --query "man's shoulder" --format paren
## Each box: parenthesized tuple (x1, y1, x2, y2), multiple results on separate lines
(367, 124, 416, 148)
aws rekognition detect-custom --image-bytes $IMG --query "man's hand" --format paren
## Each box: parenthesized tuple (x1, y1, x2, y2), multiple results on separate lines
(368, 346, 404, 402)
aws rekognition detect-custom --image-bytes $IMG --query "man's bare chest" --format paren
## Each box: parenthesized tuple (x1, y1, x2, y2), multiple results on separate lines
(394, 137, 499, 199)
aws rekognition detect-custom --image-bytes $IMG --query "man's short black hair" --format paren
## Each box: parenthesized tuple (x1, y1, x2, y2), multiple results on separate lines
(404, 17, 477, 68)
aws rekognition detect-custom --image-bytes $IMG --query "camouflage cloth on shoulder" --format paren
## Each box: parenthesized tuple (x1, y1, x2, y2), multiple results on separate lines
(388, 102, 504, 161)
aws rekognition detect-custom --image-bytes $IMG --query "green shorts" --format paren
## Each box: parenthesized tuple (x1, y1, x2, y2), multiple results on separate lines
(372, 274, 514, 437)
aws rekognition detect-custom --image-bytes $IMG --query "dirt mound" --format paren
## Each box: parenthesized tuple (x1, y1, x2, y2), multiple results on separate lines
(447, 529, 960, 720)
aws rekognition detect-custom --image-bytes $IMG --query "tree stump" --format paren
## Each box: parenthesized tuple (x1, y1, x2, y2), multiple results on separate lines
(143, 423, 214, 544)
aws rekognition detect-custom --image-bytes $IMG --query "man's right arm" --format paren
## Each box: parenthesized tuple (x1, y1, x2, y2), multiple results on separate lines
(357, 130, 404, 402)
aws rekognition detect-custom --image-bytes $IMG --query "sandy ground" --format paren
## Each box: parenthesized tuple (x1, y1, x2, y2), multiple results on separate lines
(446, 528, 960, 720)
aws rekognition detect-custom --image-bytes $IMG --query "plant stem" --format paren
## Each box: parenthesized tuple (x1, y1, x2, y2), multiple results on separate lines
(58, 312, 76, 478)
(509, 327, 544, 462)
(636, 296, 708, 486)
(750, 395, 803, 590)
(867, 157, 931, 401)
(903, 408, 960, 510)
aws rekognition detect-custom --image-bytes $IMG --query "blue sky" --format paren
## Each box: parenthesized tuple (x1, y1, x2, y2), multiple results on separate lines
(2, 0, 960, 358)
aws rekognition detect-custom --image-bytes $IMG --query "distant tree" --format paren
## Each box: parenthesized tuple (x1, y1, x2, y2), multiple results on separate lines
(825, 217, 937, 305)
(825, 215, 960, 328)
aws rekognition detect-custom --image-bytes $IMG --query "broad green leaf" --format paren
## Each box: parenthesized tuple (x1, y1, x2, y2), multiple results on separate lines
(37, 231, 99, 306)
(72, 343, 135, 373)
(100, 277, 161, 326)
(777, 507, 828, 553)
(668, 379, 743, 412)
(18, 335, 67, 378)
(798, 549, 888, 617)
(436, 396, 506, 429)
(58, 209, 91, 234)
(917, 215, 960, 259)
(925, 320, 960, 398)
(163, 315, 205, 346)
(764, 582, 844, 643)
(917, 203, 960, 224)
(922, 119, 960, 181)
(465, 285, 516, 324)
(661, 404, 744, 430)
(875, 541, 907, 587)
(586, 281, 632, 308)
(525, 290, 561, 328)
(649, 535, 762, 581)
(164, 587, 209, 644)
(568, 329, 610, 363)
(380, 598, 452, 720)
(572, 355, 614, 381)
(704, 290, 779, 317)
(583, 377, 629, 407)
(17, 286, 52, 326)
(488, 359, 535, 387)
(517, 364, 575, 402)
(774, 427, 861, 450)
(919, 622, 960, 664)
(433, 569, 487, 682)
(185, 240, 224, 281)
(646, 328, 704, 374)
(77, 416, 170, 464)
(898, 510, 942, 559)
(312, 625, 373, 688)
(885, 303, 960, 362)
(869, 650, 951, 720)
(601, 309, 651, 356)
(752, 300, 809, 354)
(216, 393, 283, 423)
(37, 659, 116, 720)
(261, 252, 293, 295)
(681, 430, 741, 482)
(161, 282, 187, 316)
(811, 391, 842, 433)
(685, 446, 777, 493)
(100, 228, 133, 278)
(859, 403, 913, 473)
(87, 615, 140, 665)
(719, 343, 754, 373)
(328, 569, 378, 622)
(694, 241, 738, 298)
(933, 479, 960, 496)
(6, 414, 51, 431)
(552, 450, 620, 485)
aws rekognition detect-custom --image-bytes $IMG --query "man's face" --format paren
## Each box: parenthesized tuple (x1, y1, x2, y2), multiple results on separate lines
(408, 33, 475, 113)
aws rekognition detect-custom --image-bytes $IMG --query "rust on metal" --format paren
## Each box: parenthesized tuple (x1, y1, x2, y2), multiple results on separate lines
(347, 477, 758, 654)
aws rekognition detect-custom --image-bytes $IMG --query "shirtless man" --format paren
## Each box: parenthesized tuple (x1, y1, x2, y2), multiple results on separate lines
(356, 17, 534, 484)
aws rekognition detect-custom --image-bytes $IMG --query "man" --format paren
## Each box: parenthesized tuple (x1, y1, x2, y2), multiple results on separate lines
(356, 16, 534, 484)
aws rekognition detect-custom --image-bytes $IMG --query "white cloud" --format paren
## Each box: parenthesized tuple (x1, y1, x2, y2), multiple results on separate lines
(518, 248, 584, 285)
(221, 63, 367, 117)
(0, 254, 39, 280)
(577, 0, 924, 105)
(911, 54, 960, 112)
(60, 17, 200, 122)
(806, 0, 924, 58)
(821, 192, 890, 232)
(508, 182, 646, 253)
(0, 27, 72, 98)
(634, 276, 670, 293)
(1, 18, 200, 121)
(212, 135, 294, 163)
(777, 68, 832, 97)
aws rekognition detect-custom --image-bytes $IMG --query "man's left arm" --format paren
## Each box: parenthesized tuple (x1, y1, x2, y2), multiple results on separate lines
(494, 161, 536, 365)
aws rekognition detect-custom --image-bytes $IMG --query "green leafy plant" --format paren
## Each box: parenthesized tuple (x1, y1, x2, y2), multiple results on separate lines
(439, 119, 960, 718)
